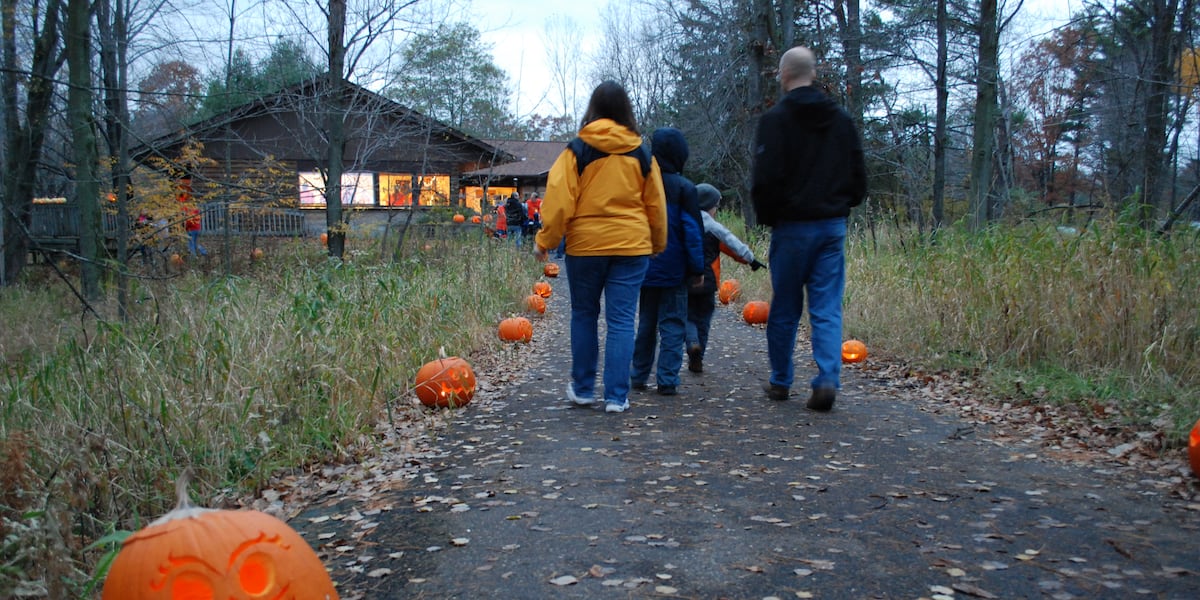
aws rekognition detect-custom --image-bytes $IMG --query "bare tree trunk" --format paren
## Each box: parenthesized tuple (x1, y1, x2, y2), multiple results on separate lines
(98, 0, 132, 318)
(68, 0, 100, 300)
(970, 0, 999, 231)
(932, 0, 948, 230)
(326, 0, 347, 259)
(1, 0, 64, 285)
(1141, 0, 1180, 226)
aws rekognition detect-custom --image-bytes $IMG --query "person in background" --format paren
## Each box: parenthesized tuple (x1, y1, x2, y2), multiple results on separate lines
(525, 192, 543, 237)
(629, 127, 705, 396)
(495, 201, 508, 239)
(685, 183, 765, 374)
(751, 46, 866, 411)
(534, 80, 667, 414)
(505, 191, 526, 247)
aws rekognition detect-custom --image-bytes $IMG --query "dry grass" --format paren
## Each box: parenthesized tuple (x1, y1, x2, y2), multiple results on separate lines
(0, 229, 539, 597)
(845, 220, 1200, 441)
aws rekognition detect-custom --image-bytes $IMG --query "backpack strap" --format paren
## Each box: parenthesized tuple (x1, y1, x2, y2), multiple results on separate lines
(568, 137, 651, 177)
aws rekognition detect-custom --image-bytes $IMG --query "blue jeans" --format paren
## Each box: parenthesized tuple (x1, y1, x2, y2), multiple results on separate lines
(630, 284, 688, 388)
(509, 226, 524, 248)
(766, 218, 846, 391)
(565, 254, 649, 403)
(686, 291, 716, 358)
(187, 230, 207, 256)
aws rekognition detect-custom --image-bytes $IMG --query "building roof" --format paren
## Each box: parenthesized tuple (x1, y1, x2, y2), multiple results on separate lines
(464, 139, 566, 179)
(131, 79, 513, 167)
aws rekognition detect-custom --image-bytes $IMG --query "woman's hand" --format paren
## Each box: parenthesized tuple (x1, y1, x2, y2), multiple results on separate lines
(534, 245, 549, 262)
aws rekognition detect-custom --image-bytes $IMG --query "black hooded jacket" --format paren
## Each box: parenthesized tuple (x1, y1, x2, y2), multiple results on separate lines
(750, 86, 866, 226)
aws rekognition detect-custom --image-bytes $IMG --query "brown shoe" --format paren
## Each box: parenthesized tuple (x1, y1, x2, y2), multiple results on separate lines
(806, 386, 836, 412)
(763, 382, 789, 401)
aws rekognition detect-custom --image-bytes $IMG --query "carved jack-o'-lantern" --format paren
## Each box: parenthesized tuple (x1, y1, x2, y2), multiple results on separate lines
(543, 262, 560, 278)
(719, 279, 741, 305)
(842, 339, 868, 364)
(742, 300, 769, 324)
(533, 281, 552, 299)
(471, 215, 482, 224)
(524, 294, 546, 315)
(414, 356, 476, 408)
(498, 317, 534, 343)
(101, 480, 338, 600)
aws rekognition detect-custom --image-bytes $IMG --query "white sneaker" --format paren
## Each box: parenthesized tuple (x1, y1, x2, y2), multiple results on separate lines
(566, 383, 595, 406)
(605, 400, 629, 413)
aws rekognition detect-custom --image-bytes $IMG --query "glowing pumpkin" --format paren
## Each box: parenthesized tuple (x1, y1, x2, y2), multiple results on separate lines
(842, 339, 868, 364)
(101, 481, 338, 600)
(524, 294, 546, 314)
(453, 214, 466, 224)
(719, 279, 741, 305)
(169, 253, 184, 267)
(319, 232, 328, 246)
(543, 263, 560, 278)
(498, 317, 533, 343)
(533, 281, 552, 298)
(471, 215, 482, 224)
(250, 248, 264, 261)
(414, 356, 476, 408)
(1189, 418, 1200, 478)
(742, 300, 769, 324)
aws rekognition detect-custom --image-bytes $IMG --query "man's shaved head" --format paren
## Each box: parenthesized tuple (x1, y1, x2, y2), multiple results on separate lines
(778, 46, 816, 91)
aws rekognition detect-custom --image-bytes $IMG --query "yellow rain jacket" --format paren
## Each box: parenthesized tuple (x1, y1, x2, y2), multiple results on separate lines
(535, 119, 667, 256)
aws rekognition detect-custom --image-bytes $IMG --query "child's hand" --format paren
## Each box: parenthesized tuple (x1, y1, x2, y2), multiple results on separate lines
(750, 260, 766, 271)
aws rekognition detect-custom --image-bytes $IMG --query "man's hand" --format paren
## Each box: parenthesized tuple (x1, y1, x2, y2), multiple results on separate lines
(750, 259, 766, 271)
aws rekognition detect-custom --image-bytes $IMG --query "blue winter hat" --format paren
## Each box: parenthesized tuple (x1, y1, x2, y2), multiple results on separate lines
(696, 183, 721, 211)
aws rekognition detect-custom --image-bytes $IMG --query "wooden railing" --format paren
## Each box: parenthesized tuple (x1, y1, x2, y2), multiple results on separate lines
(28, 203, 305, 251)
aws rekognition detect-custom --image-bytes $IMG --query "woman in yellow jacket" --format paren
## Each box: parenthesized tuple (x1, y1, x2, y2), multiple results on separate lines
(535, 81, 668, 414)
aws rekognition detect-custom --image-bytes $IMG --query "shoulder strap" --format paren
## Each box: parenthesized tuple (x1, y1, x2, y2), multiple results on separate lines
(568, 138, 651, 177)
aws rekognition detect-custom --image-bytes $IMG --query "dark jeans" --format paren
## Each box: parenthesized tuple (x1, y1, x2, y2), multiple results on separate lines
(565, 254, 649, 403)
(630, 284, 688, 388)
(686, 291, 716, 358)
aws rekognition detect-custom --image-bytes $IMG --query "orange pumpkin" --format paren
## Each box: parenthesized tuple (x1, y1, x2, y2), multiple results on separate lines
(533, 281, 552, 298)
(498, 316, 533, 343)
(453, 214, 466, 223)
(101, 482, 338, 600)
(524, 294, 546, 314)
(1189, 418, 1200, 478)
(169, 253, 184, 267)
(319, 232, 329, 246)
(719, 279, 741, 305)
(543, 262, 560, 278)
(742, 300, 769, 324)
(471, 215, 482, 224)
(414, 356, 476, 408)
(842, 339, 868, 364)
(250, 248, 264, 261)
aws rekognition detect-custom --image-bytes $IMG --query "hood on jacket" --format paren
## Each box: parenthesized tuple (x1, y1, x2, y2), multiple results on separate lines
(579, 118, 644, 155)
(651, 127, 689, 175)
(780, 86, 840, 130)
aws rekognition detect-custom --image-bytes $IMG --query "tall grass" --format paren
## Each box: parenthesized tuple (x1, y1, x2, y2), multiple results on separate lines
(0, 231, 539, 597)
(845, 220, 1200, 441)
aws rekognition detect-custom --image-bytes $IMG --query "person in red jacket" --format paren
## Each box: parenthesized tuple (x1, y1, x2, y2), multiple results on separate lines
(179, 181, 207, 256)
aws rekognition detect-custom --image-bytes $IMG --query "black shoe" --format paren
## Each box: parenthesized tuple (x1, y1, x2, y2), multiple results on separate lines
(687, 345, 703, 373)
(656, 385, 677, 396)
(806, 386, 836, 412)
(763, 382, 789, 401)
(631, 382, 648, 391)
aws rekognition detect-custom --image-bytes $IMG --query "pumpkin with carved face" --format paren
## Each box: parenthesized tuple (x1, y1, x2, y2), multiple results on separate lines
(533, 281, 552, 298)
(101, 500, 338, 600)
(842, 339, 868, 364)
(414, 356, 476, 408)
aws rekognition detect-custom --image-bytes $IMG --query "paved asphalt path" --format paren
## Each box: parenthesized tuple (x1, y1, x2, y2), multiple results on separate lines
(294, 268, 1200, 599)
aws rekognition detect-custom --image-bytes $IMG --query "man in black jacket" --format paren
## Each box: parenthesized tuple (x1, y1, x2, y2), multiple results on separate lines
(504, 192, 527, 248)
(751, 46, 866, 411)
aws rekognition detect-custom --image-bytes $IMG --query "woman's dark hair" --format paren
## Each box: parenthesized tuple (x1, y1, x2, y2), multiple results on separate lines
(581, 81, 638, 134)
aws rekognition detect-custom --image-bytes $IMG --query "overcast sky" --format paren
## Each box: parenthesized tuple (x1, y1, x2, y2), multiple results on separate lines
(474, 0, 1078, 117)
